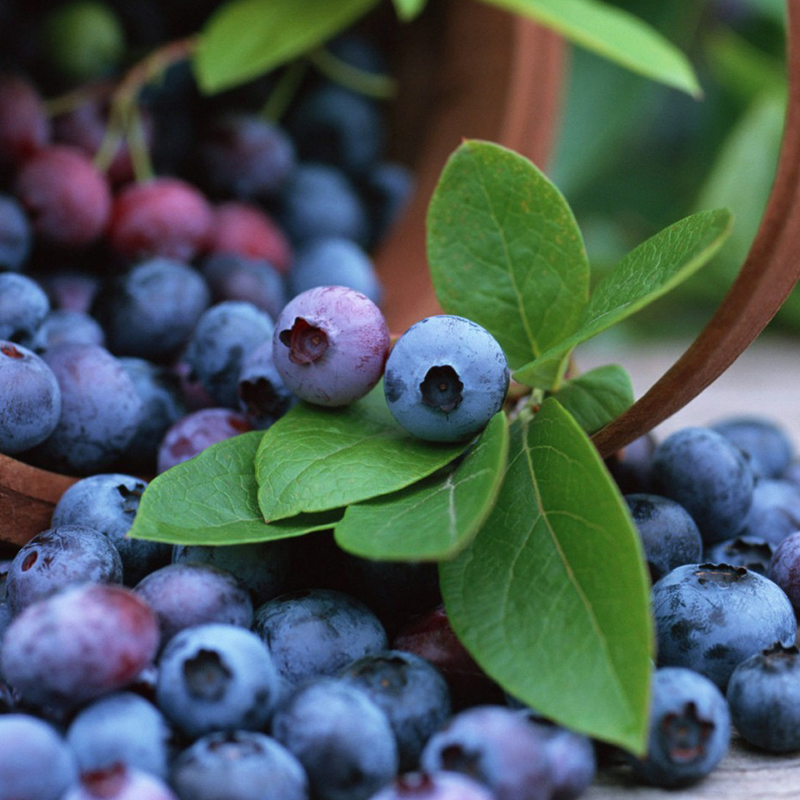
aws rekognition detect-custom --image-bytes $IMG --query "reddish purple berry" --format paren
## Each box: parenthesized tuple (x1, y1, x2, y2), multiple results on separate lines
(63, 764, 177, 800)
(209, 202, 292, 273)
(0, 74, 49, 168)
(273, 285, 389, 407)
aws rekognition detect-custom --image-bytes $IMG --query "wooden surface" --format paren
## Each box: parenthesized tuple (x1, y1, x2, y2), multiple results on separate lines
(588, 736, 800, 799)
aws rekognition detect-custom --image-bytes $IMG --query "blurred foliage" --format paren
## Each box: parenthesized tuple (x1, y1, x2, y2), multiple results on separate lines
(550, 0, 789, 340)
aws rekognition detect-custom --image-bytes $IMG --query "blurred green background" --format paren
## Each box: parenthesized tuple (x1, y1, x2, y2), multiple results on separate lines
(550, 0, 788, 341)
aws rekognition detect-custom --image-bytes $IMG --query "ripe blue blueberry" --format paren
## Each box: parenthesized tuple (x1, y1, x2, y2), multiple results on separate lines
(727, 644, 800, 752)
(740, 478, 800, 545)
(0, 714, 78, 800)
(253, 588, 388, 685)
(0, 272, 49, 344)
(768, 530, 800, 613)
(272, 285, 390, 407)
(29, 309, 105, 351)
(339, 650, 452, 769)
(170, 731, 308, 800)
(628, 667, 730, 788)
(156, 623, 279, 739)
(290, 237, 381, 304)
(705, 535, 773, 575)
(202, 253, 287, 319)
(66, 691, 172, 779)
(272, 678, 398, 800)
(385, 315, 509, 443)
(625, 494, 702, 582)
(362, 161, 413, 246)
(184, 301, 274, 408)
(420, 705, 554, 800)
(651, 563, 797, 689)
(712, 415, 794, 480)
(0, 341, 61, 455)
(651, 426, 754, 545)
(237, 340, 294, 429)
(0, 193, 31, 271)
(52, 473, 169, 586)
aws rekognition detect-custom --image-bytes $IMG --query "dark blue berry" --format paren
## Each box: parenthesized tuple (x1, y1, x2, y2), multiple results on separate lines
(202, 252, 287, 319)
(628, 666, 729, 788)
(651, 563, 796, 689)
(740, 478, 800, 546)
(253, 588, 387, 685)
(29, 309, 105, 351)
(768, 530, 800, 613)
(237, 340, 294, 429)
(0, 272, 49, 344)
(705, 535, 773, 575)
(0, 193, 31, 271)
(362, 161, 413, 246)
(385, 315, 509, 442)
(271, 678, 398, 800)
(713, 415, 794, 480)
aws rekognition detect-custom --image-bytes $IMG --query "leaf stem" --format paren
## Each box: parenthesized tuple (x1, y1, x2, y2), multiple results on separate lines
(308, 46, 397, 99)
(261, 60, 310, 122)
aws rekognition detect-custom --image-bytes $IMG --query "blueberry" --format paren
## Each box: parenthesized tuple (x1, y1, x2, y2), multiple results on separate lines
(712, 415, 794, 479)
(62, 764, 178, 800)
(1, 584, 159, 709)
(202, 252, 287, 319)
(726, 643, 800, 753)
(290, 237, 381, 304)
(119, 358, 187, 474)
(288, 84, 384, 175)
(199, 114, 296, 199)
(237, 340, 295, 429)
(66, 691, 172, 779)
(27, 343, 143, 474)
(135, 563, 253, 647)
(420, 705, 554, 800)
(0, 341, 61, 455)
(768, 530, 800, 613)
(625, 494, 702, 583)
(170, 731, 308, 800)
(361, 161, 414, 246)
(52, 473, 169, 586)
(368, 772, 496, 800)
(0, 273, 49, 344)
(627, 666, 729, 788)
(339, 650, 451, 770)
(651, 563, 797, 689)
(280, 163, 369, 245)
(271, 678, 398, 800)
(606, 432, 656, 495)
(156, 623, 279, 739)
(29, 309, 105, 351)
(253, 588, 388, 685)
(6, 524, 122, 614)
(0, 193, 31, 271)
(272, 286, 390, 407)
(705, 535, 773, 575)
(739, 478, 800, 546)
(184, 301, 274, 408)
(385, 315, 509, 443)
(651, 427, 755, 545)
(38, 269, 99, 313)
(172, 538, 299, 606)
(0, 714, 78, 800)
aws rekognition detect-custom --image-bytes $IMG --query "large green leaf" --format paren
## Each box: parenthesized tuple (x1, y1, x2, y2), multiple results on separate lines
(427, 140, 590, 372)
(480, 0, 700, 96)
(334, 412, 509, 561)
(128, 433, 342, 545)
(392, 0, 427, 21)
(440, 399, 653, 753)
(550, 364, 633, 435)
(514, 208, 733, 387)
(194, 0, 380, 94)
(256, 386, 466, 522)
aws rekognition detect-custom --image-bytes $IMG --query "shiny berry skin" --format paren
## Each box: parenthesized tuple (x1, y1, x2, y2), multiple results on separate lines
(628, 667, 730, 788)
(651, 427, 755, 545)
(273, 285, 389, 407)
(14, 145, 112, 246)
(0, 584, 159, 709)
(209, 202, 292, 272)
(6, 524, 123, 614)
(108, 177, 215, 262)
(651, 563, 797, 689)
(0, 74, 49, 168)
(0, 714, 78, 800)
(385, 315, 509, 442)
(0, 193, 31, 270)
(727, 644, 800, 753)
(157, 407, 253, 473)
(0, 341, 61, 455)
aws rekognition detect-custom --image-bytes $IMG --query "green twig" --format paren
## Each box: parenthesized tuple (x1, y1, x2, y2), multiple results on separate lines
(309, 46, 396, 99)
(261, 60, 310, 122)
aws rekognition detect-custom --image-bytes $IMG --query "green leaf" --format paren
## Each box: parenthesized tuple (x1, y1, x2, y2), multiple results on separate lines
(334, 412, 509, 561)
(128, 432, 342, 546)
(550, 364, 633, 435)
(256, 385, 466, 522)
(514, 208, 733, 387)
(392, 0, 427, 21)
(479, 0, 700, 97)
(427, 140, 590, 371)
(440, 399, 653, 752)
(194, 0, 380, 94)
